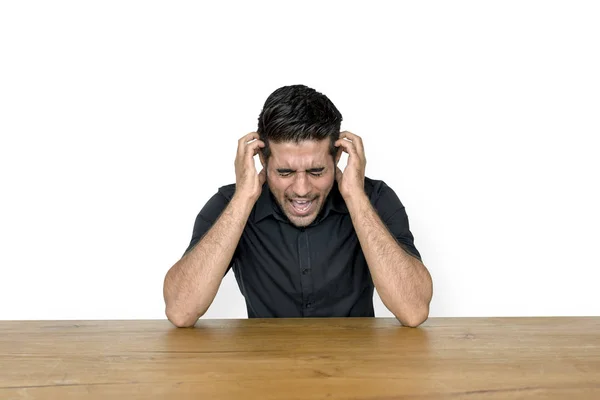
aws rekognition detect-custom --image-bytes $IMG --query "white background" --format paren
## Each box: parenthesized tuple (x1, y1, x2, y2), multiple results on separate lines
(1, 1, 598, 320)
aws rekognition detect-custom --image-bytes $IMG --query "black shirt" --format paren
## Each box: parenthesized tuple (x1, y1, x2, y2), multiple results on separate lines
(184, 177, 421, 318)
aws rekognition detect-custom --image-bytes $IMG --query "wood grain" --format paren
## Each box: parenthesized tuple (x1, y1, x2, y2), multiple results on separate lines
(1, 317, 599, 399)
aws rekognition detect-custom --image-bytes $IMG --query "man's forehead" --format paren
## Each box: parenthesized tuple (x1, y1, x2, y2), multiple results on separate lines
(268, 140, 331, 167)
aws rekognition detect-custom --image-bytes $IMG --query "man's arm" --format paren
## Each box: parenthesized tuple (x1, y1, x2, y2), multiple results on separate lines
(335, 131, 433, 327)
(163, 132, 266, 327)
(163, 194, 254, 327)
(345, 193, 432, 327)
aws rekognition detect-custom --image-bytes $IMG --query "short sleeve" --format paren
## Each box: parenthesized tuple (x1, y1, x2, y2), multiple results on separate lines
(183, 189, 232, 257)
(371, 182, 422, 262)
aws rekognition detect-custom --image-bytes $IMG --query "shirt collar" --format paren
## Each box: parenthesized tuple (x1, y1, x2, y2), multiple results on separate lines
(253, 182, 348, 224)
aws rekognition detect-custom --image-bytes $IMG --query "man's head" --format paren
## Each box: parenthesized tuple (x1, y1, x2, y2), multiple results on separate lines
(257, 85, 343, 227)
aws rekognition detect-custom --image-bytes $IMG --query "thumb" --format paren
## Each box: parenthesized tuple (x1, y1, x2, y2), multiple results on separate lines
(258, 168, 267, 186)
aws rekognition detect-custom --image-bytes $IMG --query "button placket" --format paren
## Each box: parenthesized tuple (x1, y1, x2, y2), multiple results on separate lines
(298, 229, 313, 315)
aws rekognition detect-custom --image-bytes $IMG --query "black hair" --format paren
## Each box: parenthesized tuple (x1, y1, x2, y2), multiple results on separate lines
(257, 85, 343, 160)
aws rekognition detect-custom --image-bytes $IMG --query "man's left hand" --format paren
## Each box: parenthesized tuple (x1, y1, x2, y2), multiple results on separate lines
(335, 131, 367, 200)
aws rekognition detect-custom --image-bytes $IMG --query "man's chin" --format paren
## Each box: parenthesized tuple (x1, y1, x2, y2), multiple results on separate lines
(284, 209, 318, 228)
(276, 197, 322, 227)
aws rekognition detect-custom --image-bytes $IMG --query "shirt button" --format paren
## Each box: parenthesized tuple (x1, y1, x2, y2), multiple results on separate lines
(305, 302, 312, 308)
(302, 269, 309, 275)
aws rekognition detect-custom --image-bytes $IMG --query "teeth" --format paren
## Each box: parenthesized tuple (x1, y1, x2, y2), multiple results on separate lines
(292, 200, 311, 211)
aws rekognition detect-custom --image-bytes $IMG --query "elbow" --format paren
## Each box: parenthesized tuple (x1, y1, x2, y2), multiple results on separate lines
(399, 312, 429, 328)
(394, 305, 430, 328)
(163, 278, 207, 328)
(398, 272, 433, 327)
(165, 304, 204, 328)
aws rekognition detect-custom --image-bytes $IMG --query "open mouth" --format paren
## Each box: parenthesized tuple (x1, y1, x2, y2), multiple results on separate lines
(289, 199, 315, 216)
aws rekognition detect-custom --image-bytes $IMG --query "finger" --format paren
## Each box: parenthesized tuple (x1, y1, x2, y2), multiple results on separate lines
(334, 137, 359, 159)
(238, 132, 260, 154)
(245, 140, 265, 163)
(239, 132, 260, 143)
(340, 131, 364, 161)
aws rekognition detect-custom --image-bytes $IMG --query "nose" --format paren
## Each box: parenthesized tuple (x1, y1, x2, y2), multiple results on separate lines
(291, 172, 311, 198)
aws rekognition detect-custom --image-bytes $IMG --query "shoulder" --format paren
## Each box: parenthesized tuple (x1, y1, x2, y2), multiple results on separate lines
(216, 183, 237, 201)
(364, 176, 406, 212)
(195, 183, 236, 220)
(364, 177, 395, 201)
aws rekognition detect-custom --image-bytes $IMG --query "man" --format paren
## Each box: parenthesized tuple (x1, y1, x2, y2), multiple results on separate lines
(163, 85, 433, 327)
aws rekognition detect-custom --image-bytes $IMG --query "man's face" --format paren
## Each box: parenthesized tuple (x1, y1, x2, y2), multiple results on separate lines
(262, 139, 337, 227)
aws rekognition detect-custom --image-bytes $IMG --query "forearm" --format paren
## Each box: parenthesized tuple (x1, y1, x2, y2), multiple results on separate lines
(163, 194, 253, 327)
(346, 193, 433, 327)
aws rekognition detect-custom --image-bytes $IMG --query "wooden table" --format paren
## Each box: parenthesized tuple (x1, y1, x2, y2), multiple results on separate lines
(1, 317, 599, 399)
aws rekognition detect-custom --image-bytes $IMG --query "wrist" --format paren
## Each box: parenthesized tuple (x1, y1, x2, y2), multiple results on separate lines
(343, 191, 370, 213)
(231, 192, 258, 214)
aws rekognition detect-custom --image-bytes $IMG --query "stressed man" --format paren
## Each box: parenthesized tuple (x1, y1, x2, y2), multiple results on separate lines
(163, 85, 433, 327)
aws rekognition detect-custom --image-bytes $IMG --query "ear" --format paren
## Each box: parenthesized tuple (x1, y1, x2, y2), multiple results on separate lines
(335, 146, 342, 165)
(258, 149, 267, 169)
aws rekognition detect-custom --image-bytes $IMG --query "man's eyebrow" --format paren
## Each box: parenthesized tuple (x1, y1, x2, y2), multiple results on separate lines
(306, 167, 325, 173)
(275, 167, 326, 173)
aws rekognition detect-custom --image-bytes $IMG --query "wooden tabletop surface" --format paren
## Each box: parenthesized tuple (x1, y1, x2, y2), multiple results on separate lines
(1, 317, 599, 399)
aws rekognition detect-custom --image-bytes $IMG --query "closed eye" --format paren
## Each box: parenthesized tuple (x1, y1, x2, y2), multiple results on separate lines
(276, 169, 294, 177)
(275, 168, 325, 177)
(307, 168, 325, 177)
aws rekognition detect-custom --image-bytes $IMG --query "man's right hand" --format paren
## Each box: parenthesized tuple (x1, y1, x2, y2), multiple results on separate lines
(164, 132, 266, 327)
(234, 132, 266, 202)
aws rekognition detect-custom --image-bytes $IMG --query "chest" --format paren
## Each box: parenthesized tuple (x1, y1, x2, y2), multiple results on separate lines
(236, 216, 369, 295)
